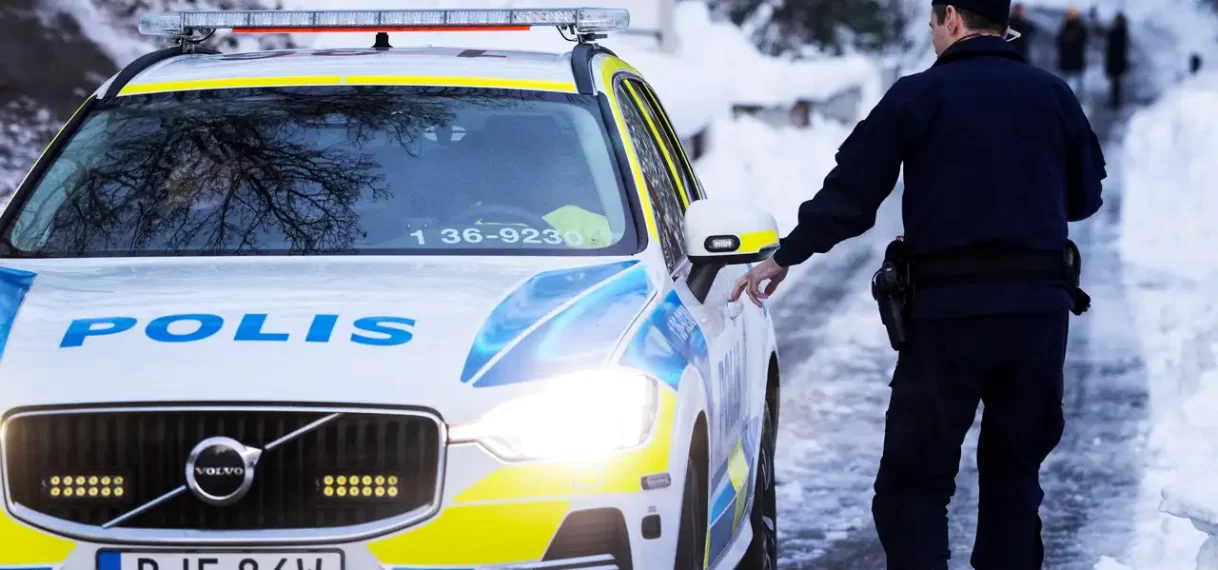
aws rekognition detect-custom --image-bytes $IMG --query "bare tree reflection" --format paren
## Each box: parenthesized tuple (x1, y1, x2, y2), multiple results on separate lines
(26, 86, 527, 256)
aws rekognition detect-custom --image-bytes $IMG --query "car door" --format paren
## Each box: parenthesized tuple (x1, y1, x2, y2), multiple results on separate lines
(614, 76, 751, 563)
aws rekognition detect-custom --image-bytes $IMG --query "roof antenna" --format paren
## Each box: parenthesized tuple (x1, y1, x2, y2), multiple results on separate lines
(373, 32, 392, 50)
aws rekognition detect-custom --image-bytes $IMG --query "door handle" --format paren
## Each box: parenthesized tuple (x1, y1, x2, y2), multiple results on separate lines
(726, 299, 744, 320)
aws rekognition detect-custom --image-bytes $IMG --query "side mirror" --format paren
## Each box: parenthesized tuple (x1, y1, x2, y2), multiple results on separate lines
(682, 199, 780, 303)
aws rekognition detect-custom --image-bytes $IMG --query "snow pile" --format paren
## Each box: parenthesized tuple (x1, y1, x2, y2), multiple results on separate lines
(1118, 70, 1218, 570)
(1123, 72, 1218, 279)
(694, 113, 853, 235)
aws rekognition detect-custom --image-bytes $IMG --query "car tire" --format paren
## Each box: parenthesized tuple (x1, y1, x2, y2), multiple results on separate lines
(737, 403, 777, 570)
(674, 451, 707, 570)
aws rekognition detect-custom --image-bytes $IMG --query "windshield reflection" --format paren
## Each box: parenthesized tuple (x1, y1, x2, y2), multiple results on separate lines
(4, 86, 630, 257)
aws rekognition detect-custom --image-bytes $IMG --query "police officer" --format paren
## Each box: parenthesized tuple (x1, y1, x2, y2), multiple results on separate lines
(731, 0, 1107, 568)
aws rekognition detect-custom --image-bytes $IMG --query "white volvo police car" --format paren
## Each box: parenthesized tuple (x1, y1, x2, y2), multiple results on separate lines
(0, 8, 783, 570)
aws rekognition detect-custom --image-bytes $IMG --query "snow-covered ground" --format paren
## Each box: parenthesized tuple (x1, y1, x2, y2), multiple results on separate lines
(1113, 69, 1218, 570)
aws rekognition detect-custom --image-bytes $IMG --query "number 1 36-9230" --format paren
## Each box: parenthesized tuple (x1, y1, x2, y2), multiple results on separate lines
(408, 227, 588, 247)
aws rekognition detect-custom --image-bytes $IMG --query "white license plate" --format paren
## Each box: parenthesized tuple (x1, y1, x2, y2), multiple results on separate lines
(98, 551, 343, 570)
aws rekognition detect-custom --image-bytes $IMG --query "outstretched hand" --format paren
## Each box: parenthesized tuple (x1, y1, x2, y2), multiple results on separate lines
(731, 258, 790, 308)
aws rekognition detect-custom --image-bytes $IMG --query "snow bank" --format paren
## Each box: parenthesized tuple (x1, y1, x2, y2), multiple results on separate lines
(1123, 72, 1218, 280)
(1119, 70, 1218, 570)
(694, 113, 852, 234)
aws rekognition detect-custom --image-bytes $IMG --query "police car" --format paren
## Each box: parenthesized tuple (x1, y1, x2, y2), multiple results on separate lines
(0, 8, 782, 570)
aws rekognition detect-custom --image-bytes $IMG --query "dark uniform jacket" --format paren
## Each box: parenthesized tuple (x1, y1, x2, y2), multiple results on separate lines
(1058, 20, 1088, 73)
(772, 36, 1106, 319)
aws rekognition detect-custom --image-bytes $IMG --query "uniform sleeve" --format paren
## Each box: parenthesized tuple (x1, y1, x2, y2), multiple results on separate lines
(772, 83, 907, 267)
(1065, 93, 1106, 222)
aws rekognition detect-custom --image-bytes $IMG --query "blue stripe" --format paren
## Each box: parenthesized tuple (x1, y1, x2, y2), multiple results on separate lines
(619, 289, 710, 390)
(709, 479, 737, 523)
(473, 264, 652, 388)
(707, 497, 737, 563)
(460, 260, 638, 382)
(0, 267, 36, 363)
(98, 552, 121, 570)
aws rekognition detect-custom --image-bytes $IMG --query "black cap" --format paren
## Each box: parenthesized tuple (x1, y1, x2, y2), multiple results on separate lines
(932, 0, 1012, 26)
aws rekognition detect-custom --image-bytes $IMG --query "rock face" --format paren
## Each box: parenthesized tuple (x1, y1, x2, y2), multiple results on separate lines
(0, 0, 292, 197)
(0, 0, 116, 195)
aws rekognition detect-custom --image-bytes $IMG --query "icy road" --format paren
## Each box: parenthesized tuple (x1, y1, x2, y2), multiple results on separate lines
(771, 14, 1152, 569)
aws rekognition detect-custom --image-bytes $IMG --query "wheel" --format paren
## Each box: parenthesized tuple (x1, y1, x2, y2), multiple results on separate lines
(737, 403, 778, 570)
(674, 452, 707, 570)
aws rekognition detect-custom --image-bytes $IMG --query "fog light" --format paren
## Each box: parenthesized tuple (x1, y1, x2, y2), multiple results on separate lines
(317, 473, 400, 501)
(43, 473, 129, 502)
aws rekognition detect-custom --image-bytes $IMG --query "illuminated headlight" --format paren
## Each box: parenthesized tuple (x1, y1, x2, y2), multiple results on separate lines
(449, 370, 658, 461)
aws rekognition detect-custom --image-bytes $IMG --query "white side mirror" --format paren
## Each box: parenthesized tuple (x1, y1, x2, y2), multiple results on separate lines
(682, 199, 780, 302)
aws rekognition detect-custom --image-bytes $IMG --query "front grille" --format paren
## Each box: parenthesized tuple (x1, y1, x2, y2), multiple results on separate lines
(2, 408, 441, 531)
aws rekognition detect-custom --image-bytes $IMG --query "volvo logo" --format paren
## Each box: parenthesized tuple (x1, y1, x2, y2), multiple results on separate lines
(185, 437, 262, 506)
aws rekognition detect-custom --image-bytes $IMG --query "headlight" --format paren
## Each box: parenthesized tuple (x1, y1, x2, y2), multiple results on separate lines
(449, 369, 658, 461)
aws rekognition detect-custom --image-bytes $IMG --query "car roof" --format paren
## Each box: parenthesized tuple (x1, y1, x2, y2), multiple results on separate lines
(113, 46, 586, 96)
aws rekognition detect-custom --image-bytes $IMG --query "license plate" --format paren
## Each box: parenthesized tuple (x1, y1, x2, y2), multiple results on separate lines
(97, 551, 343, 570)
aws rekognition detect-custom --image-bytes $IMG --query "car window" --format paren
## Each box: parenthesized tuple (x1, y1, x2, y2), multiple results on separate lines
(614, 80, 686, 273)
(633, 81, 704, 202)
(2, 86, 636, 257)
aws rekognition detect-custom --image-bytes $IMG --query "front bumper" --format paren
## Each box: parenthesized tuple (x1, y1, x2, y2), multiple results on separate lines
(1, 393, 687, 570)
(4, 458, 683, 570)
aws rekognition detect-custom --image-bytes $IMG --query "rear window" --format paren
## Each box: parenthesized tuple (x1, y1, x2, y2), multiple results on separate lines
(0, 86, 637, 257)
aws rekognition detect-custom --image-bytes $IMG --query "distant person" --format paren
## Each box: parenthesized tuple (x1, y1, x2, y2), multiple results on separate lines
(1105, 13, 1130, 108)
(1009, 3, 1036, 61)
(1192, 53, 1203, 75)
(1058, 7, 1088, 95)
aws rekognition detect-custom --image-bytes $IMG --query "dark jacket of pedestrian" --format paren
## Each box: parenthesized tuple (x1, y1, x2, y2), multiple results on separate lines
(772, 36, 1107, 318)
(1058, 17, 1088, 73)
(1105, 16, 1129, 77)
(1009, 13, 1035, 58)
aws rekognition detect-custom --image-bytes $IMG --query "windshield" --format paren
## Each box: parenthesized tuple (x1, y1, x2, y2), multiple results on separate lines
(1, 86, 637, 257)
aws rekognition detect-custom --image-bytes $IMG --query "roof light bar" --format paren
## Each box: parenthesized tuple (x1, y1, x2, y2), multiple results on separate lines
(138, 8, 630, 37)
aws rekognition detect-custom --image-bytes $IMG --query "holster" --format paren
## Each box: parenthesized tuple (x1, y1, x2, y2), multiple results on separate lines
(1064, 240, 1091, 316)
(872, 239, 910, 351)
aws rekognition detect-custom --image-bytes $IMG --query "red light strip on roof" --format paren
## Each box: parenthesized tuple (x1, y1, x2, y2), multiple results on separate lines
(232, 25, 530, 34)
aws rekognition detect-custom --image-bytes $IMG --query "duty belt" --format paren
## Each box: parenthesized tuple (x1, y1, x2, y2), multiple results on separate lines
(872, 240, 1091, 351)
(908, 242, 1091, 315)
(911, 249, 1072, 288)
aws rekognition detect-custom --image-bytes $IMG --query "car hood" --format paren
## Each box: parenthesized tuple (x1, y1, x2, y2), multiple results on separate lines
(0, 256, 656, 422)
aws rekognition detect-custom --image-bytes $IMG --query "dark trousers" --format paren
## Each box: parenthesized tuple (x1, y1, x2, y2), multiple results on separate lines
(872, 312, 1068, 570)
(1109, 76, 1124, 108)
